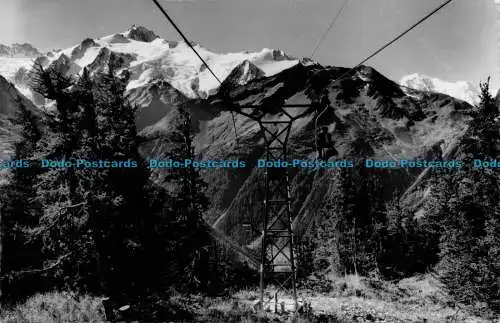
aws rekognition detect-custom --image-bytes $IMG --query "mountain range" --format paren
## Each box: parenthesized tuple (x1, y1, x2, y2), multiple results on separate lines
(0, 25, 486, 116)
(0, 25, 489, 247)
(1, 26, 303, 129)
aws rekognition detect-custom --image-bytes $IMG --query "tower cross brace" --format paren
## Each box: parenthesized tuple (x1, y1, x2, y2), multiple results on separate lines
(224, 102, 316, 312)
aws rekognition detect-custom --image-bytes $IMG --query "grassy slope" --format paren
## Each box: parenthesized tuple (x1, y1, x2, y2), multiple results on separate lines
(2, 274, 497, 323)
(0, 292, 104, 323)
(205, 274, 497, 323)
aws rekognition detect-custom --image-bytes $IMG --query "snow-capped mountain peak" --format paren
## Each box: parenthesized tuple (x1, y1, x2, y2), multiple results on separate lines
(123, 25, 160, 43)
(221, 60, 265, 88)
(5, 26, 299, 100)
(400, 73, 480, 105)
(0, 25, 301, 128)
(0, 43, 41, 58)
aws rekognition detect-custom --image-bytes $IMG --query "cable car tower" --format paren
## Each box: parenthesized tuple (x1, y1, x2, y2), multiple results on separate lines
(228, 103, 318, 310)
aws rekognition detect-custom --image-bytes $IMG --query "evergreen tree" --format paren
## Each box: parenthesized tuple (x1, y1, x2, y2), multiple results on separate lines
(468, 77, 499, 157)
(30, 63, 94, 291)
(436, 160, 500, 311)
(424, 79, 500, 312)
(162, 106, 212, 291)
(3, 60, 217, 310)
(26, 62, 158, 300)
(313, 164, 387, 276)
(313, 169, 346, 274)
(80, 64, 154, 298)
(0, 100, 44, 300)
(378, 193, 440, 278)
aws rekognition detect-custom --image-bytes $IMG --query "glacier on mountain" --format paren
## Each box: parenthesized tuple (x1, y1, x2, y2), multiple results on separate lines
(0, 26, 299, 102)
(400, 73, 482, 106)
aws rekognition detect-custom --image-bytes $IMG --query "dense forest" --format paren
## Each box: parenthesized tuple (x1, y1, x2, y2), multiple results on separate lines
(0, 62, 251, 321)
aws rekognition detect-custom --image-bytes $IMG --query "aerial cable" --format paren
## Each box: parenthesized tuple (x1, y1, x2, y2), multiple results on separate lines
(151, 0, 221, 84)
(310, 0, 351, 59)
(333, 0, 454, 85)
(313, 0, 454, 158)
(150, 0, 240, 147)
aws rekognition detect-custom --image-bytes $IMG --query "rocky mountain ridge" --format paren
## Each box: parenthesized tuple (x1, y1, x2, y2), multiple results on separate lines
(139, 61, 474, 246)
(0, 43, 41, 58)
(1, 25, 299, 129)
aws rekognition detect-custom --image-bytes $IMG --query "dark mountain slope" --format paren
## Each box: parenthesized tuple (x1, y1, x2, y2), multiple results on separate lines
(139, 62, 474, 247)
(0, 75, 41, 183)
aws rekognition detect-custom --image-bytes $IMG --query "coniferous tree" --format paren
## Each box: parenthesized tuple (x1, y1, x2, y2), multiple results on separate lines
(313, 166, 387, 276)
(82, 63, 154, 298)
(29, 63, 86, 289)
(435, 159, 499, 311)
(424, 79, 500, 312)
(0, 100, 44, 300)
(335, 129, 385, 275)
(378, 193, 440, 278)
(26, 62, 158, 299)
(162, 106, 212, 291)
(3, 60, 217, 311)
(313, 169, 346, 274)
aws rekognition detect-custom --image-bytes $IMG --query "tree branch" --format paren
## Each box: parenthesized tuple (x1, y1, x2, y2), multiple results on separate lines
(25, 202, 87, 244)
(1, 253, 72, 280)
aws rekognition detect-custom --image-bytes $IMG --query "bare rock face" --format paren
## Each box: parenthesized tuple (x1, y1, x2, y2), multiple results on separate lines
(271, 49, 295, 61)
(108, 33, 131, 44)
(71, 38, 99, 61)
(128, 78, 189, 130)
(109, 52, 136, 70)
(216, 60, 265, 96)
(299, 57, 319, 66)
(34, 56, 50, 68)
(13, 67, 29, 85)
(87, 47, 111, 74)
(46, 50, 61, 58)
(126, 25, 160, 43)
(0, 75, 40, 160)
(47, 53, 81, 76)
(223, 60, 265, 88)
(87, 48, 136, 74)
(163, 40, 179, 48)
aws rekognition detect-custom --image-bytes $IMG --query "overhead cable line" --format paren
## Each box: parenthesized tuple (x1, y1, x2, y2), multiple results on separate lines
(332, 0, 454, 85)
(314, 0, 454, 121)
(310, 0, 351, 59)
(151, 0, 221, 84)
(313, 0, 454, 158)
(150, 0, 240, 146)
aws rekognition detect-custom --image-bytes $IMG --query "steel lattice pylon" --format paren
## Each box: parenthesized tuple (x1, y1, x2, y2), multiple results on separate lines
(225, 102, 315, 312)
(259, 115, 298, 311)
